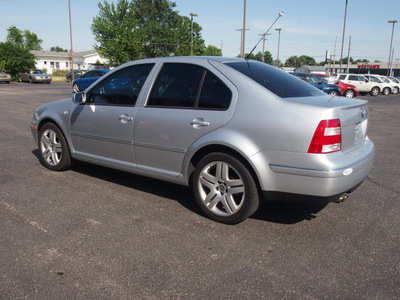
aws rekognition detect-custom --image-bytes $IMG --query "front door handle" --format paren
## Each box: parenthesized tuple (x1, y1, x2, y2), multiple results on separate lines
(119, 114, 133, 123)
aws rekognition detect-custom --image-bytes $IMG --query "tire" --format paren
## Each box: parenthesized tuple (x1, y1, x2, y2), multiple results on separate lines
(73, 83, 80, 93)
(344, 89, 355, 98)
(370, 87, 380, 96)
(38, 123, 72, 171)
(192, 152, 259, 224)
(382, 87, 390, 95)
(328, 90, 339, 96)
(393, 87, 399, 94)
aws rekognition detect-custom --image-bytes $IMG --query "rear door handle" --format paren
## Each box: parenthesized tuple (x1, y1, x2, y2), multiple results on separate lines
(191, 118, 210, 128)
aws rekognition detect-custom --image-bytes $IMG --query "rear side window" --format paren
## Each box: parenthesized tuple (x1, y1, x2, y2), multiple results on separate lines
(147, 63, 232, 110)
(225, 61, 322, 98)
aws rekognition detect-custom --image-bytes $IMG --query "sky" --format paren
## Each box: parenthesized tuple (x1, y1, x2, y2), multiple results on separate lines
(1, 0, 400, 63)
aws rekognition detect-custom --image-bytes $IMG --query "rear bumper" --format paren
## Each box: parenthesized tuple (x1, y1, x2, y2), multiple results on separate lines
(253, 139, 375, 197)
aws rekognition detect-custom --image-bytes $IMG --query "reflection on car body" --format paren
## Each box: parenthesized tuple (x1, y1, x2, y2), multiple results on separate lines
(30, 57, 375, 224)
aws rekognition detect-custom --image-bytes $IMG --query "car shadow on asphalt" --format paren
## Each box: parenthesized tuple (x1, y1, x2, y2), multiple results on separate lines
(32, 150, 332, 225)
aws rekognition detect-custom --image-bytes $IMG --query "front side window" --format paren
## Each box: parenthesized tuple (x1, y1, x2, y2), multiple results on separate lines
(88, 64, 154, 106)
(147, 63, 231, 110)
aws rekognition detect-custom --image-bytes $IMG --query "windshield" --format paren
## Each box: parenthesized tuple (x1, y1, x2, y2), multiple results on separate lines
(30, 69, 44, 74)
(225, 61, 323, 98)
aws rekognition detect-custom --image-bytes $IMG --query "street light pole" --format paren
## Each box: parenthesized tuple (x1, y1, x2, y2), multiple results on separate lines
(388, 20, 398, 76)
(190, 13, 198, 56)
(339, 0, 348, 73)
(275, 28, 282, 67)
(68, 0, 74, 82)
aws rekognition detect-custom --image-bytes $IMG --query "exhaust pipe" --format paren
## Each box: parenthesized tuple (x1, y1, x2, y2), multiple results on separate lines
(334, 193, 349, 203)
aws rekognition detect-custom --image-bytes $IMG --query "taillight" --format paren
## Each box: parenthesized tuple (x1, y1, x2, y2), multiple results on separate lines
(308, 119, 341, 154)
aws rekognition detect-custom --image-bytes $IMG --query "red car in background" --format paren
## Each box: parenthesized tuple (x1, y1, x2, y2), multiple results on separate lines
(315, 74, 359, 98)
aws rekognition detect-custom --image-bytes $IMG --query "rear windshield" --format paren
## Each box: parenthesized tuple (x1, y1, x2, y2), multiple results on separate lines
(225, 61, 323, 98)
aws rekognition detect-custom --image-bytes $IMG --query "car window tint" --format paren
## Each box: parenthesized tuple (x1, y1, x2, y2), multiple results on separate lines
(348, 75, 358, 81)
(198, 72, 232, 109)
(88, 64, 154, 106)
(226, 61, 322, 98)
(148, 63, 204, 108)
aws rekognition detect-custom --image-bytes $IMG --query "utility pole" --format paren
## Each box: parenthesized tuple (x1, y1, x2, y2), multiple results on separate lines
(241, 0, 247, 58)
(190, 13, 198, 56)
(258, 33, 271, 62)
(346, 35, 351, 73)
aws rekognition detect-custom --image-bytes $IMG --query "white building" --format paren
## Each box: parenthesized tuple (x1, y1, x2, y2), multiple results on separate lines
(30, 50, 108, 74)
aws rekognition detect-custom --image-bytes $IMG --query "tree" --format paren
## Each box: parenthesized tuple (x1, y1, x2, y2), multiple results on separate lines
(242, 51, 273, 64)
(0, 42, 35, 79)
(91, 0, 206, 65)
(285, 55, 317, 68)
(50, 46, 68, 52)
(6, 26, 43, 50)
(203, 45, 222, 56)
(23, 30, 43, 50)
(91, 0, 143, 66)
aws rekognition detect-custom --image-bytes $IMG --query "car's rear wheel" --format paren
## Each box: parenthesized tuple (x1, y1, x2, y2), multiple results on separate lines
(38, 123, 72, 171)
(73, 83, 80, 93)
(370, 87, 380, 96)
(192, 153, 259, 224)
(382, 87, 390, 95)
(344, 89, 355, 98)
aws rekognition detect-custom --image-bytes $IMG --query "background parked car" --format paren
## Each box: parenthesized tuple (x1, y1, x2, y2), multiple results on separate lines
(337, 74, 381, 96)
(72, 69, 109, 92)
(0, 69, 11, 83)
(18, 69, 52, 84)
(387, 76, 400, 94)
(315, 74, 359, 98)
(364, 75, 392, 95)
(292, 72, 342, 96)
(66, 70, 86, 82)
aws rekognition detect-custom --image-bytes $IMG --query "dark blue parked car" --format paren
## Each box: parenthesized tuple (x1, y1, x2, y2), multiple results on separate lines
(72, 69, 109, 92)
(292, 72, 342, 96)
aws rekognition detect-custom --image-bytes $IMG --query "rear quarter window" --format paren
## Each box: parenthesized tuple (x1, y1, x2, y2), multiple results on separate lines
(225, 61, 322, 98)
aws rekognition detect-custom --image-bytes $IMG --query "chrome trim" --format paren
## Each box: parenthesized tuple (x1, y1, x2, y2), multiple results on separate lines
(133, 141, 186, 153)
(71, 131, 133, 145)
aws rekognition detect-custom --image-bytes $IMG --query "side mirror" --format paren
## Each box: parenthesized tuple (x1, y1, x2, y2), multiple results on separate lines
(73, 92, 86, 104)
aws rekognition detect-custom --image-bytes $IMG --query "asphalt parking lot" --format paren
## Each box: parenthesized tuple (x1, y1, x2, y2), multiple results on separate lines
(0, 82, 399, 299)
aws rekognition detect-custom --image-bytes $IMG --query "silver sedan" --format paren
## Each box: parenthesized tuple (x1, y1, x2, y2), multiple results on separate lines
(19, 69, 52, 83)
(30, 57, 375, 224)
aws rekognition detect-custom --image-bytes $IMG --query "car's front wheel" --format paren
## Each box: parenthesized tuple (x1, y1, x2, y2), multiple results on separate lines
(73, 83, 80, 93)
(344, 89, 356, 98)
(393, 87, 399, 94)
(38, 123, 72, 171)
(192, 153, 259, 224)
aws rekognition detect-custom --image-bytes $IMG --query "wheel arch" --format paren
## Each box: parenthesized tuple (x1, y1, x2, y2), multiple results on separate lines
(187, 144, 262, 193)
(37, 117, 72, 154)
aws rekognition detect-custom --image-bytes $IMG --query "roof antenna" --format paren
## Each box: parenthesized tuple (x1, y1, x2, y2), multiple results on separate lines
(245, 11, 284, 60)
